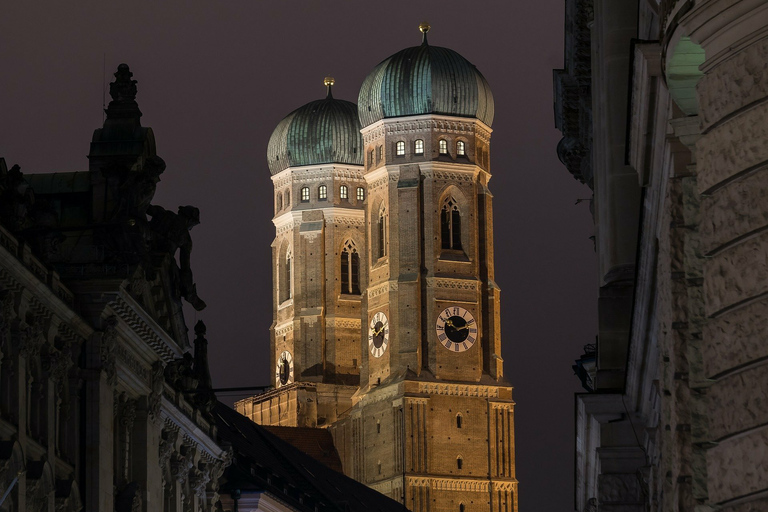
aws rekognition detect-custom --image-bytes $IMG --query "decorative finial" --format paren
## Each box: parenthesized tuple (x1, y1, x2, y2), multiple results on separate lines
(419, 21, 430, 44)
(324, 76, 335, 99)
(109, 63, 138, 103)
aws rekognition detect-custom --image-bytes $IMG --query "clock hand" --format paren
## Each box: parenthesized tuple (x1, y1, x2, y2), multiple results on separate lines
(444, 318, 455, 328)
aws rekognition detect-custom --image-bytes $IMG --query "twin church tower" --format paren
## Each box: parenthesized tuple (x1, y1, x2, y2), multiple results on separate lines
(236, 24, 517, 512)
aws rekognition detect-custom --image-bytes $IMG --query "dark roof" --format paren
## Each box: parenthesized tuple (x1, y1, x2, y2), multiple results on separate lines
(212, 402, 408, 512)
(262, 426, 343, 473)
(267, 95, 363, 175)
(358, 42, 494, 128)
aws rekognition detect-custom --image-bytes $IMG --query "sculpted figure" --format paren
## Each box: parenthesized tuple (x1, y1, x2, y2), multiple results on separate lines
(0, 164, 35, 231)
(147, 204, 206, 310)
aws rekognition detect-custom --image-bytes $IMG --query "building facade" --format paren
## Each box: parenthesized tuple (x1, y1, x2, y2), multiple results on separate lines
(555, 0, 768, 510)
(0, 64, 407, 512)
(236, 25, 518, 512)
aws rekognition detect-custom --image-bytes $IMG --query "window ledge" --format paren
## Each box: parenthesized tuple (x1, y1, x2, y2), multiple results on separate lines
(278, 298, 294, 310)
(338, 294, 363, 301)
(372, 257, 389, 270)
(439, 250, 470, 262)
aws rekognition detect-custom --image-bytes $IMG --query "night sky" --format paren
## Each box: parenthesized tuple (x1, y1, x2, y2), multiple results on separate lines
(1, 2, 597, 510)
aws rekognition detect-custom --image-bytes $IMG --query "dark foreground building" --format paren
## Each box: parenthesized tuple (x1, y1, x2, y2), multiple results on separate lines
(555, 0, 768, 510)
(0, 63, 406, 512)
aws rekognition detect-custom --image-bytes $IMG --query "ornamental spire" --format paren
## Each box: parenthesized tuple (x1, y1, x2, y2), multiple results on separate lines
(324, 76, 335, 99)
(419, 21, 431, 45)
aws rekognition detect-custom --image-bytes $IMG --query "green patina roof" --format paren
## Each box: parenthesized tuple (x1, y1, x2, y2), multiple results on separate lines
(267, 95, 363, 175)
(358, 42, 494, 128)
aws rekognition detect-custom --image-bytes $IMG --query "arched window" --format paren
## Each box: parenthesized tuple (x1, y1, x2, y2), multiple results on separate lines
(318, 184, 327, 200)
(460, 504, 465, 512)
(301, 187, 310, 202)
(457, 141, 466, 156)
(415, 139, 424, 155)
(376, 420, 381, 434)
(340, 240, 360, 295)
(279, 245, 293, 303)
(276, 192, 283, 212)
(377, 145, 383, 161)
(340, 185, 348, 199)
(456, 413, 463, 429)
(369, 149, 374, 166)
(441, 197, 462, 250)
(377, 206, 388, 259)
(439, 139, 448, 154)
(357, 187, 365, 201)
(457, 456, 463, 470)
(396, 141, 405, 156)
(285, 190, 290, 207)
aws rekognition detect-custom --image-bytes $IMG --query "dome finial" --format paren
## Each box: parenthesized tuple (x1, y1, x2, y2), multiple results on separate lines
(419, 21, 430, 44)
(324, 76, 335, 99)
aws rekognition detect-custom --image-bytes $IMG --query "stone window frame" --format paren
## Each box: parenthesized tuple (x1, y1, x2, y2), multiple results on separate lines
(439, 139, 448, 154)
(396, 141, 405, 156)
(340, 239, 361, 295)
(279, 243, 293, 303)
(318, 184, 328, 201)
(300, 186, 310, 202)
(415, 139, 424, 155)
(340, 184, 349, 200)
(456, 140, 466, 156)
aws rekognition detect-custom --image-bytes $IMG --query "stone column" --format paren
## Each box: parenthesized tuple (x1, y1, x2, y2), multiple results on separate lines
(82, 324, 116, 512)
(682, 1, 768, 508)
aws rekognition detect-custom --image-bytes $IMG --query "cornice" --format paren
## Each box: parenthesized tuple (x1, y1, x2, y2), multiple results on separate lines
(271, 165, 365, 188)
(426, 277, 479, 292)
(107, 293, 182, 363)
(361, 114, 493, 145)
(406, 475, 490, 492)
(367, 280, 398, 299)
(416, 382, 509, 398)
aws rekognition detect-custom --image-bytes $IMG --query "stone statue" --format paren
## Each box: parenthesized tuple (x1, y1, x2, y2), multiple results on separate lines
(147, 204, 206, 310)
(110, 64, 138, 104)
(0, 164, 35, 231)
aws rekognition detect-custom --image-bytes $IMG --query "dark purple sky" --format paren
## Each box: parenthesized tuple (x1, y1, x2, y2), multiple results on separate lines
(1, 2, 597, 510)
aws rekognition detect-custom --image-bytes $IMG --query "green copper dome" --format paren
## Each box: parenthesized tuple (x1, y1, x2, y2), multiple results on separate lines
(268, 85, 363, 175)
(358, 31, 494, 128)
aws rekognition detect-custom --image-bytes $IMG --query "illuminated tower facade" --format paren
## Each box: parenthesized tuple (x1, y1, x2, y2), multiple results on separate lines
(330, 25, 517, 512)
(237, 25, 517, 512)
(243, 78, 367, 428)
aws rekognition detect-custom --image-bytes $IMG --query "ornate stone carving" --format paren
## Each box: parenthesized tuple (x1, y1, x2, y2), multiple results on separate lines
(114, 344, 150, 384)
(100, 316, 118, 385)
(367, 281, 398, 299)
(189, 463, 210, 498)
(418, 382, 500, 398)
(426, 277, 479, 291)
(148, 360, 165, 423)
(158, 425, 179, 475)
(109, 64, 138, 103)
(107, 298, 175, 362)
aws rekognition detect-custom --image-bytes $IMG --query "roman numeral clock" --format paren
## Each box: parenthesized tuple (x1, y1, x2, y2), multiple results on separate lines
(436, 306, 477, 352)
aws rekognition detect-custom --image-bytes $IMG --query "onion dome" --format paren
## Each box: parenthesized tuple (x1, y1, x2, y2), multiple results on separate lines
(267, 77, 363, 175)
(358, 23, 494, 129)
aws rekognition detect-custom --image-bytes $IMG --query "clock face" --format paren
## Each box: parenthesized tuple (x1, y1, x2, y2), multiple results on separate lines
(275, 350, 294, 387)
(436, 306, 477, 352)
(368, 311, 389, 358)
